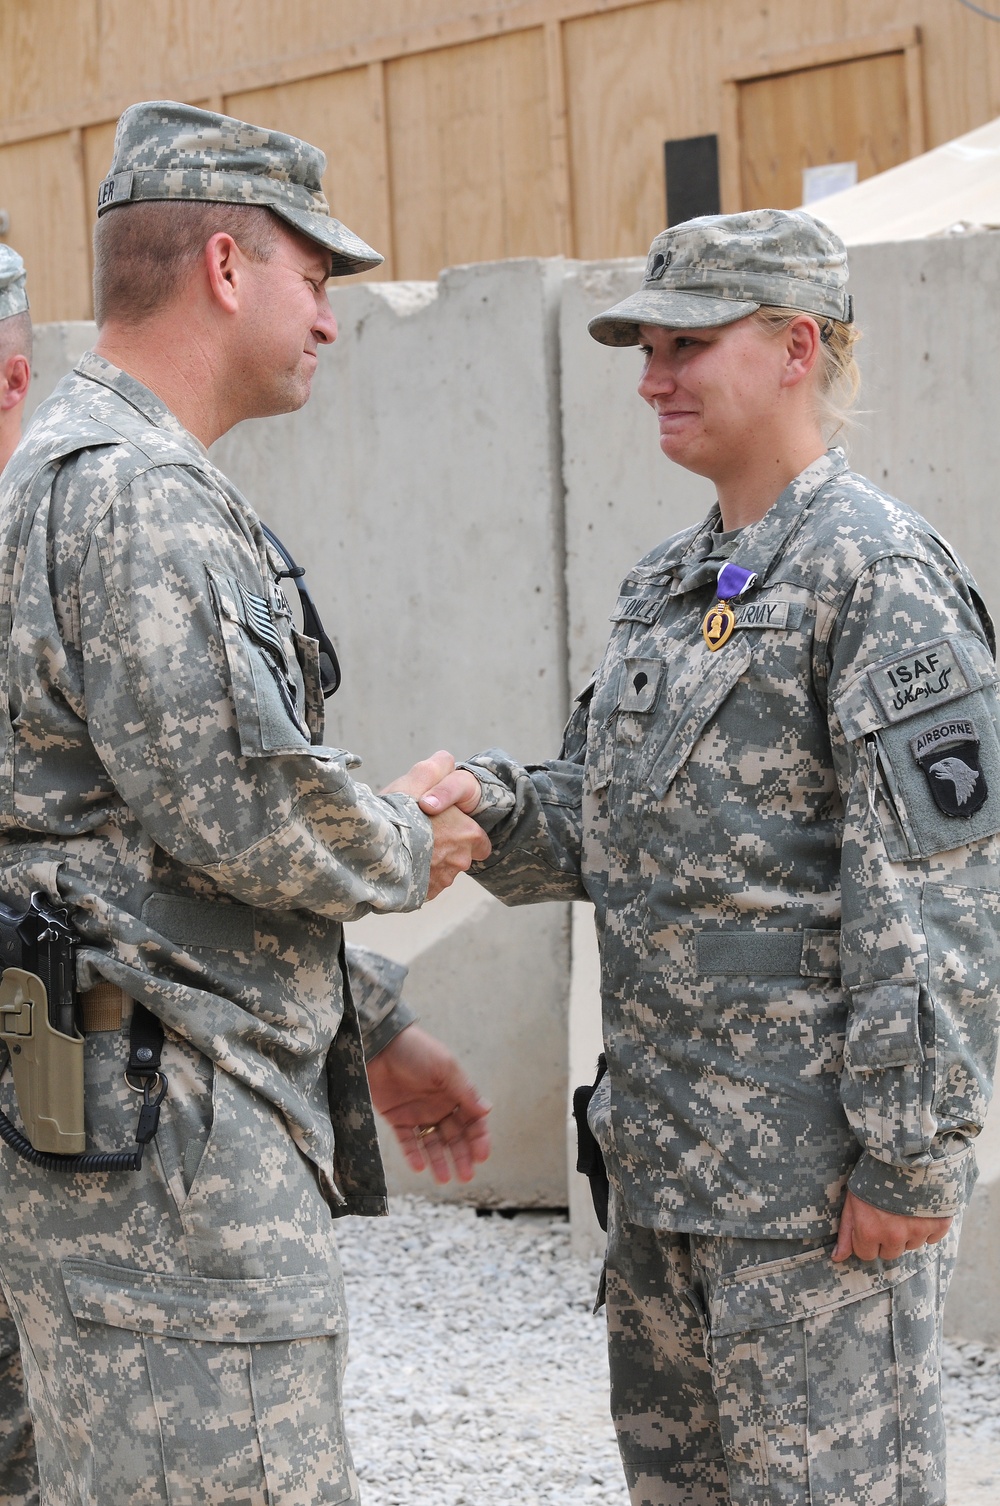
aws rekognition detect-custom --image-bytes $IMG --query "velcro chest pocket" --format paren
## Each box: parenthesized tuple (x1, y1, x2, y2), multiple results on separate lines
(207, 567, 312, 757)
(646, 635, 752, 798)
(835, 634, 1000, 858)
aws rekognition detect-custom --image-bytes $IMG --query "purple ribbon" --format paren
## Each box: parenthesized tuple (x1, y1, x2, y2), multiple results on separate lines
(716, 562, 757, 601)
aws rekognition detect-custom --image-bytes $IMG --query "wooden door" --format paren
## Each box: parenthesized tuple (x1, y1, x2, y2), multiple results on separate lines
(739, 51, 912, 209)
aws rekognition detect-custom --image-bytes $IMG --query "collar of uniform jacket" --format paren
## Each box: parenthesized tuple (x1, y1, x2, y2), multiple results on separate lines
(669, 447, 850, 598)
(72, 349, 211, 459)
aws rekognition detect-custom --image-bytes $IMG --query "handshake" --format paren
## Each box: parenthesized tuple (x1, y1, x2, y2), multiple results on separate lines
(383, 751, 491, 899)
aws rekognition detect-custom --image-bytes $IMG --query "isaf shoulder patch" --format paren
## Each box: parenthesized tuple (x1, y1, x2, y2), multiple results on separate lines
(911, 718, 988, 817)
(869, 640, 969, 723)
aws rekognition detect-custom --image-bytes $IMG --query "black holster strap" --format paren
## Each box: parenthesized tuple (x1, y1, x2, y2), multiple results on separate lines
(127, 1003, 164, 1076)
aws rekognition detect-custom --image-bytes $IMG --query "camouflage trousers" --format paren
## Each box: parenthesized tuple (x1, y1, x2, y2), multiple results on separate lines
(604, 1190, 957, 1506)
(0, 1018, 360, 1506)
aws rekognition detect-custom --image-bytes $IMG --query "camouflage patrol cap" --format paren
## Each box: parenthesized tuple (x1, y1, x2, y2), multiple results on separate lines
(589, 209, 852, 346)
(96, 100, 383, 276)
(0, 245, 28, 322)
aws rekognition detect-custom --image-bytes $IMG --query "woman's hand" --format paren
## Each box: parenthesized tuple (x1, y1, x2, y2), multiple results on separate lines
(832, 1189, 952, 1263)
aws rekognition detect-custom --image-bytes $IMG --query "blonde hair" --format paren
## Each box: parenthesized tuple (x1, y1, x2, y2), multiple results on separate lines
(751, 306, 861, 441)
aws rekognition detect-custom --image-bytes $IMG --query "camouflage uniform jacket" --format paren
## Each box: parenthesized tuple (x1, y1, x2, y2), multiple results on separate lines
(0, 352, 433, 1214)
(470, 450, 1000, 1237)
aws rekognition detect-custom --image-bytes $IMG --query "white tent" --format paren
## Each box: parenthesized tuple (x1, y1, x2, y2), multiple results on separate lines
(804, 114, 1000, 245)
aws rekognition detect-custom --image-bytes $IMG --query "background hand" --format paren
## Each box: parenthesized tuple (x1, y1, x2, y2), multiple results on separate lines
(832, 1188, 952, 1263)
(366, 1023, 492, 1184)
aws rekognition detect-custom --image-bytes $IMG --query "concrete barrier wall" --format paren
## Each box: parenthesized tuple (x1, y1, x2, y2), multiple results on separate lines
(848, 235, 1000, 635)
(24, 237, 1000, 1328)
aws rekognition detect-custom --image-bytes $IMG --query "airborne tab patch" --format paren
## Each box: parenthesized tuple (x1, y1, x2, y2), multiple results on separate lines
(910, 717, 988, 817)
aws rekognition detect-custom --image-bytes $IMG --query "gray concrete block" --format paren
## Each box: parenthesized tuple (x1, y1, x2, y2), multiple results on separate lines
(558, 259, 714, 693)
(946, 1101, 1000, 1345)
(354, 878, 571, 1208)
(213, 258, 575, 1206)
(848, 235, 1000, 630)
(24, 320, 94, 424)
(213, 257, 571, 789)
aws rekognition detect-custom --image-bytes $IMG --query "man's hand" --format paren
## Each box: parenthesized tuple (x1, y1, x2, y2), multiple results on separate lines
(832, 1188, 952, 1263)
(366, 1023, 492, 1184)
(383, 752, 490, 898)
(416, 767, 483, 817)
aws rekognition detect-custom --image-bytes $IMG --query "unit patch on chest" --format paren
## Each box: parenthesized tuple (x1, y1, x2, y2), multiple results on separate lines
(910, 718, 989, 816)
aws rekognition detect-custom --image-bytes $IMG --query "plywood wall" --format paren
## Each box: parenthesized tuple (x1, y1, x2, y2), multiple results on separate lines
(229, 69, 394, 279)
(739, 52, 912, 210)
(386, 29, 559, 279)
(3, 0, 1000, 321)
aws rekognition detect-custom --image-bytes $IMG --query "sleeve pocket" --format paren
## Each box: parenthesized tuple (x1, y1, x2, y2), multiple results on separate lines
(874, 690, 1000, 858)
(922, 877, 1000, 1136)
(834, 643, 1000, 858)
(842, 983, 930, 1161)
(207, 567, 312, 757)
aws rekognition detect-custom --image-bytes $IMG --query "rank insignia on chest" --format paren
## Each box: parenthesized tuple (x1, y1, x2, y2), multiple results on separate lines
(702, 562, 756, 651)
(911, 718, 989, 817)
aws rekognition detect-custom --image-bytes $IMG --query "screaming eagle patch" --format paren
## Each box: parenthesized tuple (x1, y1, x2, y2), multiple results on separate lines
(911, 718, 989, 817)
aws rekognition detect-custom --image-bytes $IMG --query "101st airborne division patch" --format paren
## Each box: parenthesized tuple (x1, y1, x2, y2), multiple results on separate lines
(911, 718, 989, 817)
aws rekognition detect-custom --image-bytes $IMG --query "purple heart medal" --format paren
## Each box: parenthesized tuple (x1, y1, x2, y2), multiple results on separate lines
(702, 562, 757, 651)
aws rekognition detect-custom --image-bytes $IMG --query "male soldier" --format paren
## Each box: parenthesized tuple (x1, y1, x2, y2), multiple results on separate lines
(0, 101, 491, 1505)
(421, 211, 1000, 1504)
(0, 246, 32, 473)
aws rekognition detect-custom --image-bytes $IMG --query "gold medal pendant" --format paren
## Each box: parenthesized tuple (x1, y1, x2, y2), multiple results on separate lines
(702, 599, 736, 651)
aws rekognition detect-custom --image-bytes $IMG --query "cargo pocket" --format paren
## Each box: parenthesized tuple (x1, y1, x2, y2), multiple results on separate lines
(207, 566, 313, 757)
(62, 1258, 359, 1505)
(842, 983, 928, 1161)
(707, 1240, 944, 1506)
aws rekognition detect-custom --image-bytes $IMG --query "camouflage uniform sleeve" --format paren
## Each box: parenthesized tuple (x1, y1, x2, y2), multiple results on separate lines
(458, 679, 593, 904)
(346, 943, 417, 1059)
(827, 552, 1000, 1218)
(79, 472, 432, 919)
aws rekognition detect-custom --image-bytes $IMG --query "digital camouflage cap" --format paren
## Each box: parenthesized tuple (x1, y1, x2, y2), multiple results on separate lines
(589, 208, 852, 346)
(0, 245, 28, 322)
(96, 100, 383, 276)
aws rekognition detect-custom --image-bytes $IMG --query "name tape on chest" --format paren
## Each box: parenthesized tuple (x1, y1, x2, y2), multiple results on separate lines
(733, 599, 792, 630)
(610, 595, 662, 625)
(703, 594, 799, 647)
(869, 641, 970, 723)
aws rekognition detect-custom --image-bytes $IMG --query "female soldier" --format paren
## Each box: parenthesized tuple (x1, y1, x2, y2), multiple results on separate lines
(424, 210, 1000, 1505)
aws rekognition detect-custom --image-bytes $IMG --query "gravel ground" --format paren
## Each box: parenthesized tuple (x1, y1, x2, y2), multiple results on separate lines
(337, 1197, 1000, 1506)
